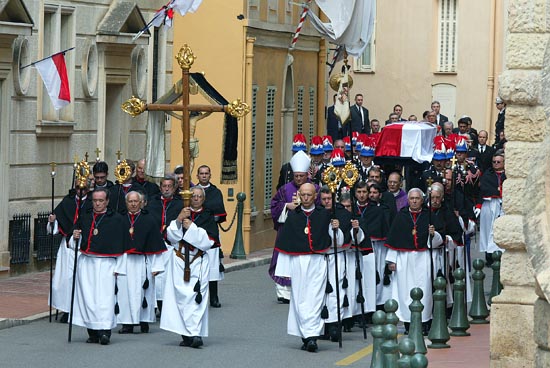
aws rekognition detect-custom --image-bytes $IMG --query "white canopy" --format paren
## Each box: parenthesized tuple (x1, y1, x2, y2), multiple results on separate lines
(308, 0, 376, 57)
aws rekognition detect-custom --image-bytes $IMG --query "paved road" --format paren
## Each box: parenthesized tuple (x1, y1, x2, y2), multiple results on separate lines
(0, 265, 377, 368)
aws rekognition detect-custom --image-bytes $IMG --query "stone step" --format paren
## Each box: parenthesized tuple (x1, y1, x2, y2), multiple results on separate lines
(0, 266, 10, 279)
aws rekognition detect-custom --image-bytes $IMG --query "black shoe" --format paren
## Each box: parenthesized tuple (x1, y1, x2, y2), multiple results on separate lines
(140, 322, 149, 333)
(118, 325, 133, 334)
(422, 322, 431, 336)
(329, 325, 339, 342)
(306, 339, 318, 352)
(99, 334, 110, 345)
(59, 312, 69, 324)
(277, 297, 290, 304)
(210, 297, 221, 308)
(343, 318, 353, 332)
(180, 336, 192, 347)
(485, 253, 494, 267)
(190, 336, 203, 348)
(86, 337, 99, 343)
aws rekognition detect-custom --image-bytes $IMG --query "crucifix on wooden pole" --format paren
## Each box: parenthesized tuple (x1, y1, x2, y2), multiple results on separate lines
(121, 44, 250, 193)
(121, 44, 250, 281)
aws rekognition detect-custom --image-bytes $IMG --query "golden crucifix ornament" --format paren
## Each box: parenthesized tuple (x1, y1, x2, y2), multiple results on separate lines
(120, 44, 250, 192)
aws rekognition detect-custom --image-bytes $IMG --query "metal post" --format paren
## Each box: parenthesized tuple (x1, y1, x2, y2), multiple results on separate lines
(230, 193, 247, 259)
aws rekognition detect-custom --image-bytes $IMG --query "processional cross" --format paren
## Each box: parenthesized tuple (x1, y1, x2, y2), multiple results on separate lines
(121, 45, 250, 282)
(121, 44, 250, 197)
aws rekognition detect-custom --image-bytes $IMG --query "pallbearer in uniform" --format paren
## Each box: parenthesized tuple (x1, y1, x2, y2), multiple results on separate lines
(70, 188, 128, 345)
(274, 183, 344, 352)
(160, 186, 216, 348)
(385, 188, 443, 335)
(145, 175, 182, 314)
(48, 183, 92, 322)
(117, 191, 166, 334)
(195, 165, 226, 308)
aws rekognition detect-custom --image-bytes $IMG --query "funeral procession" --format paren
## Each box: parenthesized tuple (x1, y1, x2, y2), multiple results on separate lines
(2, 0, 550, 367)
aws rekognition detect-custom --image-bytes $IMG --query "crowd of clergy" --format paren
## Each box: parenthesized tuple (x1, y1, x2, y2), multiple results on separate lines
(270, 117, 505, 352)
(47, 159, 226, 348)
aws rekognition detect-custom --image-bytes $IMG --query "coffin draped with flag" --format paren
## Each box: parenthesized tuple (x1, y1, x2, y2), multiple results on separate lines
(374, 122, 437, 165)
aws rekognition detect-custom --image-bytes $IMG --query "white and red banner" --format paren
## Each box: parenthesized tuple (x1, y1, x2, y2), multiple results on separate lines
(375, 122, 437, 163)
(134, 0, 203, 41)
(35, 53, 71, 110)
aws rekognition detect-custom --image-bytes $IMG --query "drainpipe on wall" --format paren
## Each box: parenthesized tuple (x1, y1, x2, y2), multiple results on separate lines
(242, 36, 255, 254)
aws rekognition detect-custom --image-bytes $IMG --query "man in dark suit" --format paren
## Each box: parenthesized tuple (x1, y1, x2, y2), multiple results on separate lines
(475, 130, 495, 172)
(346, 93, 370, 136)
(494, 97, 506, 145)
(431, 100, 448, 131)
(453, 116, 479, 147)
(326, 94, 343, 142)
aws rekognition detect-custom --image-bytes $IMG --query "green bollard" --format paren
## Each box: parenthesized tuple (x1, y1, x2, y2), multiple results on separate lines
(408, 288, 426, 354)
(370, 310, 386, 368)
(384, 299, 399, 336)
(469, 259, 490, 324)
(449, 268, 471, 336)
(410, 353, 429, 368)
(488, 251, 503, 305)
(230, 192, 247, 259)
(397, 338, 415, 368)
(380, 324, 399, 368)
(428, 277, 450, 349)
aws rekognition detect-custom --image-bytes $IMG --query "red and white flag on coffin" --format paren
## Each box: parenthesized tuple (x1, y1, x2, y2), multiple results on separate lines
(35, 53, 71, 110)
(375, 122, 437, 163)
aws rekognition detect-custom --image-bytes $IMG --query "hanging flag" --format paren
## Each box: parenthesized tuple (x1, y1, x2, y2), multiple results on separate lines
(133, 0, 203, 41)
(307, 0, 376, 57)
(35, 53, 71, 110)
(172, 0, 202, 15)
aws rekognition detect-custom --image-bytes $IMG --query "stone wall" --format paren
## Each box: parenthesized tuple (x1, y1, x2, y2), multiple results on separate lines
(491, 0, 550, 366)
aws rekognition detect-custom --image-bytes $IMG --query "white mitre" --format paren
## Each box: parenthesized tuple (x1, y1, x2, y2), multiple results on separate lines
(290, 150, 311, 173)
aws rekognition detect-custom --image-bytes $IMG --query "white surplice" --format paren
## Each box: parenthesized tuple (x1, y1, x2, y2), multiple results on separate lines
(69, 237, 127, 330)
(277, 225, 343, 339)
(117, 253, 164, 324)
(48, 221, 76, 313)
(386, 232, 443, 323)
(160, 220, 212, 337)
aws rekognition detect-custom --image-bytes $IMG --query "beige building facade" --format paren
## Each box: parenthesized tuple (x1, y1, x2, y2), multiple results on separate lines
(349, 0, 508, 139)
(170, 0, 325, 254)
(0, 0, 174, 273)
(491, 1, 550, 366)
